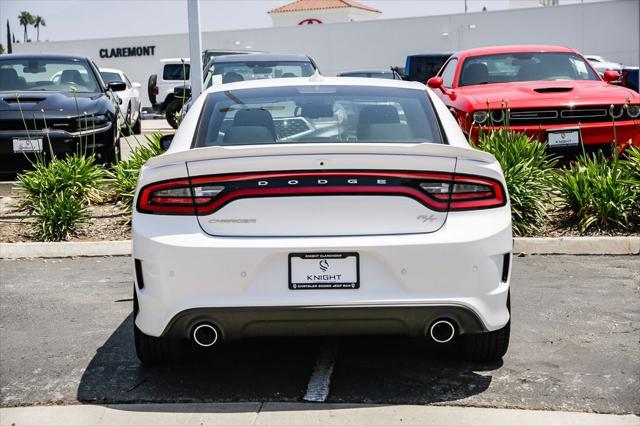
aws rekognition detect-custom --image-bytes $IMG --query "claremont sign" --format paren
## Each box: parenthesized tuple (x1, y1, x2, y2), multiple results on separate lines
(99, 45, 156, 59)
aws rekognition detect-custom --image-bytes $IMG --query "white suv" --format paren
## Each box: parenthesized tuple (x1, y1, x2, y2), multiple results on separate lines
(132, 76, 512, 365)
(147, 58, 190, 114)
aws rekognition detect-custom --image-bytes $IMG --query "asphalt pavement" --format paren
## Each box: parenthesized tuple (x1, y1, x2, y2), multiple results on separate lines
(0, 255, 638, 414)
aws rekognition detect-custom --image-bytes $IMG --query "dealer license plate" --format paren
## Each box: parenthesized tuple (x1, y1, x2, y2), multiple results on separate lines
(289, 253, 359, 290)
(548, 130, 579, 147)
(13, 138, 43, 153)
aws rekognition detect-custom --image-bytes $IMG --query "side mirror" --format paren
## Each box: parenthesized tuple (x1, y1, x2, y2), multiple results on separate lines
(174, 85, 191, 98)
(427, 76, 456, 100)
(427, 76, 443, 89)
(107, 81, 126, 92)
(159, 134, 173, 151)
(603, 70, 620, 83)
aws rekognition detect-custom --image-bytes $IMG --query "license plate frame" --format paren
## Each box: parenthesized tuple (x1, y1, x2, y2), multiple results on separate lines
(288, 252, 359, 290)
(13, 138, 43, 153)
(547, 129, 580, 147)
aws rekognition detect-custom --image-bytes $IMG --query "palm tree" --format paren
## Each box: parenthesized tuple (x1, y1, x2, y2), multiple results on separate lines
(18, 11, 34, 42)
(33, 15, 45, 41)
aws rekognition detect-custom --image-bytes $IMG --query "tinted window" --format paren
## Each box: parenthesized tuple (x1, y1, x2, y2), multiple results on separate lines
(195, 85, 442, 147)
(440, 59, 458, 88)
(100, 71, 123, 84)
(205, 61, 315, 88)
(459, 52, 600, 86)
(406, 55, 450, 82)
(0, 57, 100, 93)
(163, 63, 190, 81)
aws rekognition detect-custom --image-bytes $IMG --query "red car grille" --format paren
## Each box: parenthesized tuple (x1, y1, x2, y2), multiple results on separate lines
(507, 106, 625, 125)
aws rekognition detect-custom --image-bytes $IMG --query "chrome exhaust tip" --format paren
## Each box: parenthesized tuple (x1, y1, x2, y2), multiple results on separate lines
(429, 320, 456, 343)
(192, 323, 219, 347)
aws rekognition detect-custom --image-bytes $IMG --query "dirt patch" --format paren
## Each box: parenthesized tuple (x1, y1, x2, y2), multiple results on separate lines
(0, 197, 131, 243)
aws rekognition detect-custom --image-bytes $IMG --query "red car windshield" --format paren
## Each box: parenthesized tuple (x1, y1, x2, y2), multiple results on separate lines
(459, 52, 600, 86)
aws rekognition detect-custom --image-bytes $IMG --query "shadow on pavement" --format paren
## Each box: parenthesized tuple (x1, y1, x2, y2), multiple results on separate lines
(77, 314, 500, 410)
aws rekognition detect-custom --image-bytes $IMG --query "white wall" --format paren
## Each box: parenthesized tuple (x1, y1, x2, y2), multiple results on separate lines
(14, 0, 638, 108)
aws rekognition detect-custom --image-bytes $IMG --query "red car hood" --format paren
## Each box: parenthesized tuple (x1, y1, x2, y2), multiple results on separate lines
(459, 80, 639, 109)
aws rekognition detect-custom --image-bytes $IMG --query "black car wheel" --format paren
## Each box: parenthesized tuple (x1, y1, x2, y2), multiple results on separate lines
(165, 99, 183, 129)
(132, 107, 142, 135)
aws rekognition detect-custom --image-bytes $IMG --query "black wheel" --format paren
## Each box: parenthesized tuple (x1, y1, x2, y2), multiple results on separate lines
(132, 108, 142, 135)
(100, 132, 120, 166)
(165, 99, 183, 129)
(454, 293, 510, 362)
(133, 288, 184, 365)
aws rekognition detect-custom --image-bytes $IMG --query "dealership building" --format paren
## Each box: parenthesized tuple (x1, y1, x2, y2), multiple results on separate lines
(13, 0, 639, 107)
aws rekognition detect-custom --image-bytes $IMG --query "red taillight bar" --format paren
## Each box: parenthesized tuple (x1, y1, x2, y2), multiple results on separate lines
(136, 171, 506, 215)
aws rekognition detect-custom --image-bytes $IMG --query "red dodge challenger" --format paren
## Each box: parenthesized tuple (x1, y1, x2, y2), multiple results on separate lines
(427, 45, 640, 155)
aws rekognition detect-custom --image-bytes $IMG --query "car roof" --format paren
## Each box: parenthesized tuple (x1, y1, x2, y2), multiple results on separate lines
(338, 69, 395, 74)
(161, 58, 190, 63)
(99, 67, 124, 74)
(407, 53, 452, 58)
(205, 75, 425, 94)
(210, 53, 312, 64)
(0, 53, 91, 61)
(455, 45, 575, 59)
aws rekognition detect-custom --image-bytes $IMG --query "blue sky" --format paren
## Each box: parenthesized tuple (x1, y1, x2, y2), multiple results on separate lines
(1, 0, 606, 44)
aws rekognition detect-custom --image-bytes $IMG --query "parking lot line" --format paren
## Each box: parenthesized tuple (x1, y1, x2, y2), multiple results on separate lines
(303, 340, 339, 402)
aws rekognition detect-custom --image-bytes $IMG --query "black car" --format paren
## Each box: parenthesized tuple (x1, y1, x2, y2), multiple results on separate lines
(0, 53, 126, 177)
(404, 53, 452, 83)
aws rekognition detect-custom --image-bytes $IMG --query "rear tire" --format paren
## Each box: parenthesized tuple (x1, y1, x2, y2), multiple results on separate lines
(165, 99, 182, 129)
(133, 289, 184, 365)
(132, 108, 142, 135)
(455, 321, 510, 362)
(455, 293, 511, 362)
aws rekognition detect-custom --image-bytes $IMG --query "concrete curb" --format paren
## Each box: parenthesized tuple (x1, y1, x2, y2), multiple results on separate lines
(0, 240, 131, 259)
(1, 237, 638, 259)
(514, 236, 640, 255)
(0, 402, 638, 426)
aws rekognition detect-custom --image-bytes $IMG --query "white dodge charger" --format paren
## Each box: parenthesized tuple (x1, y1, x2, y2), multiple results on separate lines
(132, 76, 512, 364)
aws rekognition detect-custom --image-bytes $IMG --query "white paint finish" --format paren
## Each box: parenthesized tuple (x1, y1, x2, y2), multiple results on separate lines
(14, 1, 639, 108)
(199, 196, 448, 237)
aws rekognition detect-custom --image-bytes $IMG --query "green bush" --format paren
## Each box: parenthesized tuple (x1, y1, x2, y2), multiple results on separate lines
(555, 150, 638, 232)
(29, 190, 90, 241)
(109, 133, 165, 216)
(17, 154, 106, 241)
(475, 128, 558, 236)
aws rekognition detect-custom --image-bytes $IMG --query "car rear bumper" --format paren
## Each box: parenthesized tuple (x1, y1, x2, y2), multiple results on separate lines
(162, 304, 487, 340)
(0, 126, 115, 174)
(470, 120, 640, 150)
(132, 206, 513, 338)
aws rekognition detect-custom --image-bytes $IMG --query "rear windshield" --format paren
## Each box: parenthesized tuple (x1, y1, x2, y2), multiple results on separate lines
(206, 61, 316, 87)
(459, 52, 600, 86)
(193, 85, 443, 147)
(163, 63, 190, 81)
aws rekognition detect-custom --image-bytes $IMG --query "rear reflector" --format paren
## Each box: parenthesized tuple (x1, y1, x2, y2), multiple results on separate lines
(136, 171, 506, 215)
(134, 259, 144, 290)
